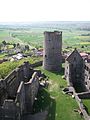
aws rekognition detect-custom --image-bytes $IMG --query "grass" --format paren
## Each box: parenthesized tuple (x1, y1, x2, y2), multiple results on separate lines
(0, 56, 42, 79)
(82, 99, 90, 115)
(0, 53, 7, 60)
(33, 67, 83, 120)
(0, 61, 19, 79)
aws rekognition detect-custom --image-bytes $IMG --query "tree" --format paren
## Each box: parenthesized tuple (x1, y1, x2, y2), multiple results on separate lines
(13, 43, 16, 48)
(17, 43, 20, 48)
(81, 45, 84, 48)
(25, 45, 29, 51)
(0, 44, 2, 52)
(2, 40, 7, 46)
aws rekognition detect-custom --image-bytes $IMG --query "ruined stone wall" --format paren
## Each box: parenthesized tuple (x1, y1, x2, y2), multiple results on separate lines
(23, 62, 31, 81)
(78, 91, 90, 99)
(0, 61, 40, 119)
(25, 72, 39, 112)
(0, 81, 26, 120)
(70, 59, 84, 85)
(72, 87, 90, 120)
(15, 81, 25, 116)
(1, 62, 33, 98)
(84, 63, 90, 90)
(5, 69, 20, 98)
(43, 31, 62, 72)
(65, 61, 71, 86)
(2, 100, 18, 120)
(65, 50, 85, 91)
(0, 80, 7, 105)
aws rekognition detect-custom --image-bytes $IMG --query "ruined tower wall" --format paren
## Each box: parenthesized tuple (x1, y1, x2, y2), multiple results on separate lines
(25, 72, 39, 112)
(43, 31, 62, 71)
(84, 63, 90, 90)
(5, 69, 20, 98)
(0, 62, 40, 119)
(16, 81, 25, 115)
(0, 61, 34, 105)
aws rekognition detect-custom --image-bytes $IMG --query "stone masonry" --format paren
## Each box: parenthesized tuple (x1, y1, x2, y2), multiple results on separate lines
(65, 49, 90, 120)
(0, 62, 40, 120)
(65, 49, 86, 92)
(84, 63, 90, 90)
(43, 31, 62, 72)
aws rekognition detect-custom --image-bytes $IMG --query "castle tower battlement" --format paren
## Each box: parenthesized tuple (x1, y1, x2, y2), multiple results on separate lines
(43, 31, 62, 72)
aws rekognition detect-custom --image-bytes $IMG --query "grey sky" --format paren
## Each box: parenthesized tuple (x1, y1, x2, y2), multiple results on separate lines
(0, 0, 90, 22)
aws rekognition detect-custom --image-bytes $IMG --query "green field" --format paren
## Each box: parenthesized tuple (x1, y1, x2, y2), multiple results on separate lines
(0, 28, 90, 52)
(0, 30, 24, 44)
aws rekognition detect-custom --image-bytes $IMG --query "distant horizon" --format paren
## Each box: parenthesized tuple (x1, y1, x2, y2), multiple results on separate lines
(0, 21, 90, 25)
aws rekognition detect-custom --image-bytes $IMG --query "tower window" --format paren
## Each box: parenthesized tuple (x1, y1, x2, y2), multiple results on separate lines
(85, 82, 87, 85)
(45, 55, 47, 58)
(74, 57, 76, 61)
(52, 47, 54, 50)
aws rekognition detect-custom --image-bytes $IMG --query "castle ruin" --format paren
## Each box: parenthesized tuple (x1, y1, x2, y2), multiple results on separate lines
(43, 31, 62, 72)
(64, 49, 90, 120)
(0, 62, 41, 120)
(65, 49, 86, 92)
(65, 49, 90, 93)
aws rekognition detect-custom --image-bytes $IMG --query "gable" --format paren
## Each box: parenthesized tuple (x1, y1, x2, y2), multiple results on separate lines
(66, 49, 83, 63)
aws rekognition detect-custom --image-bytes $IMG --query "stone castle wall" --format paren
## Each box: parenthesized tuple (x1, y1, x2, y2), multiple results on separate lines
(0, 61, 40, 120)
(84, 63, 90, 90)
(25, 72, 39, 112)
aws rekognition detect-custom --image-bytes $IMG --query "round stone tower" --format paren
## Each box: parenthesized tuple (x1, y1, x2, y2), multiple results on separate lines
(43, 31, 62, 72)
